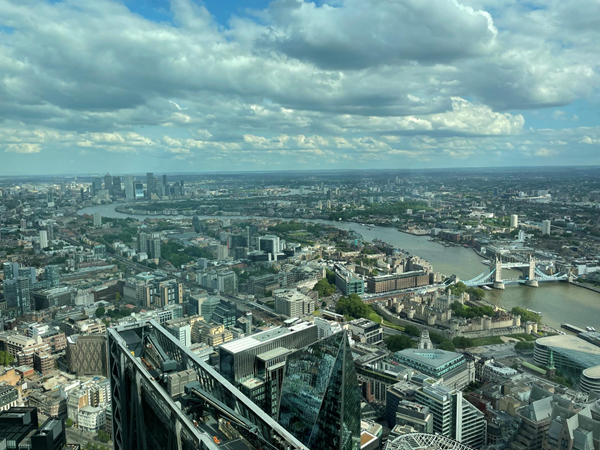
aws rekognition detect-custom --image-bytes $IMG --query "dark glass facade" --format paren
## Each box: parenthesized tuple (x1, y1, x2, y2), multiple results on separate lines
(277, 331, 361, 450)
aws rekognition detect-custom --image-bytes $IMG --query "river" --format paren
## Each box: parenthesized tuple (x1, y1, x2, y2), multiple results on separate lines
(78, 203, 600, 331)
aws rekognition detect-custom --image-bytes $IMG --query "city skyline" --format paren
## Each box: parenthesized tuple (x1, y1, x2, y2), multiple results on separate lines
(2, 0, 600, 175)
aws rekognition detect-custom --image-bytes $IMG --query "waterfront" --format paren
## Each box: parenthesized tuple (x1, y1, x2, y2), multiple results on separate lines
(78, 204, 600, 331)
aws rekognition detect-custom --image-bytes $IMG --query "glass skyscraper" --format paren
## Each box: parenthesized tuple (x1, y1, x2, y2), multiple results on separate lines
(277, 331, 361, 450)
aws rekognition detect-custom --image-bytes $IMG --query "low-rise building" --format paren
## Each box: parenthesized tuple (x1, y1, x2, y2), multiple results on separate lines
(78, 405, 106, 432)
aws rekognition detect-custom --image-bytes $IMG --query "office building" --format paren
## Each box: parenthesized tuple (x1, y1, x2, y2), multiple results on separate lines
(107, 319, 305, 450)
(166, 318, 192, 347)
(162, 174, 168, 195)
(197, 295, 220, 322)
(277, 330, 361, 450)
(124, 174, 135, 200)
(542, 219, 551, 235)
(211, 299, 237, 328)
(66, 334, 108, 376)
(93, 177, 103, 191)
(367, 271, 429, 294)
(392, 347, 473, 390)
(580, 365, 600, 394)
(0, 385, 18, 412)
(112, 175, 122, 196)
(314, 317, 343, 338)
(78, 405, 106, 432)
(3, 262, 19, 280)
(216, 244, 229, 261)
(334, 264, 364, 295)
(134, 181, 144, 199)
(104, 173, 113, 195)
(347, 318, 383, 345)
(258, 235, 281, 255)
(414, 381, 486, 449)
(93, 213, 102, 228)
(510, 214, 519, 228)
(31, 417, 67, 450)
(274, 290, 315, 318)
(534, 334, 600, 378)
(146, 172, 155, 199)
(3, 275, 32, 316)
(38, 230, 48, 249)
(44, 265, 60, 288)
(392, 401, 433, 433)
(219, 319, 318, 383)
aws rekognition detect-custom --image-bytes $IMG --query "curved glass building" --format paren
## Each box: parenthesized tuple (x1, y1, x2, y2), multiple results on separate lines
(534, 335, 600, 377)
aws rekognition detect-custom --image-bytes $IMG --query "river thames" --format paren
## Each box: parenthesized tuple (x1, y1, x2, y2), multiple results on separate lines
(78, 204, 600, 331)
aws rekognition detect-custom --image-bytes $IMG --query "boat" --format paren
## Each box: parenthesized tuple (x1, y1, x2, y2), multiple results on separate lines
(592, 327, 597, 332)
(482, 286, 492, 291)
(586, 326, 594, 332)
(527, 309, 542, 317)
(562, 323, 585, 334)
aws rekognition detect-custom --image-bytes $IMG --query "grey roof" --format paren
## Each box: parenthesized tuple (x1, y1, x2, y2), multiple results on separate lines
(394, 348, 462, 369)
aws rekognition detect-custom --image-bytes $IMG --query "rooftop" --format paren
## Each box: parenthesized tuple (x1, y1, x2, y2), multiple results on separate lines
(220, 321, 314, 354)
(394, 348, 463, 369)
(537, 335, 600, 355)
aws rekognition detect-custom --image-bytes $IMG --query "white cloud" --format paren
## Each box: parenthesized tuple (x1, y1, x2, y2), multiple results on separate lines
(4, 143, 41, 154)
(534, 148, 558, 157)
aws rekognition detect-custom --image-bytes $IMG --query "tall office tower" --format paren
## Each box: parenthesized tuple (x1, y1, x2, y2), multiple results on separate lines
(510, 214, 518, 229)
(134, 182, 144, 199)
(44, 265, 61, 288)
(19, 218, 27, 229)
(124, 175, 135, 200)
(93, 177, 103, 192)
(542, 219, 551, 235)
(46, 191, 54, 207)
(162, 174, 167, 192)
(211, 300, 237, 328)
(246, 225, 259, 250)
(80, 188, 85, 202)
(19, 267, 36, 285)
(93, 213, 102, 228)
(104, 173, 113, 195)
(277, 331, 360, 450)
(39, 230, 48, 249)
(137, 232, 161, 259)
(112, 176, 122, 196)
(493, 187, 499, 197)
(258, 235, 280, 255)
(146, 172, 155, 199)
(3, 262, 18, 280)
(414, 382, 486, 449)
(192, 216, 201, 233)
(107, 319, 304, 450)
(4, 275, 32, 315)
(46, 223, 54, 240)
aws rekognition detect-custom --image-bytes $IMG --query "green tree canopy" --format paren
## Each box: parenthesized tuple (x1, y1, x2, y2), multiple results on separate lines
(0, 351, 15, 366)
(335, 294, 371, 319)
(95, 307, 105, 318)
(403, 325, 421, 337)
(313, 278, 336, 298)
(385, 335, 416, 352)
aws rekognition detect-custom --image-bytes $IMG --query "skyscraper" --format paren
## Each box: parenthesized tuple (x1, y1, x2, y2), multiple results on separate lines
(134, 182, 144, 199)
(542, 219, 551, 235)
(137, 232, 161, 259)
(124, 175, 135, 200)
(112, 176, 122, 197)
(4, 275, 32, 316)
(146, 172, 155, 199)
(162, 174, 167, 196)
(107, 319, 304, 450)
(510, 214, 518, 228)
(277, 330, 361, 450)
(93, 177, 103, 192)
(93, 213, 102, 228)
(104, 173, 113, 195)
(44, 265, 61, 288)
(39, 230, 48, 249)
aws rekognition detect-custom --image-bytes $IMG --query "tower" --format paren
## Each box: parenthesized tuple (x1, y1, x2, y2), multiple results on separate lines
(418, 330, 433, 350)
(546, 350, 556, 379)
(525, 255, 539, 287)
(493, 256, 505, 290)
(124, 175, 135, 200)
(104, 173, 113, 195)
(146, 172, 155, 199)
(277, 331, 361, 450)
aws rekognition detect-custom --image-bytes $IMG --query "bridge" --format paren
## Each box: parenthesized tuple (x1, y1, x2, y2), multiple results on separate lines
(462, 256, 568, 289)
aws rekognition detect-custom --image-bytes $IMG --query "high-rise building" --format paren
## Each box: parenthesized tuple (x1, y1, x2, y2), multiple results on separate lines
(134, 182, 144, 199)
(104, 173, 113, 195)
(542, 219, 551, 235)
(3, 275, 32, 316)
(277, 330, 361, 450)
(258, 235, 281, 255)
(44, 265, 60, 288)
(211, 299, 237, 328)
(93, 213, 102, 228)
(146, 172, 155, 199)
(510, 214, 518, 228)
(137, 232, 161, 259)
(108, 319, 304, 450)
(38, 230, 48, 249)
(3, 262, 19, 280)
(162, 174, 167, 192)
(93, 177, 103, 192)
(124, 175, 135, 200)
(66, 335, 108, 377)
(112, 176, 122, 196)
(80, 187, 85, 202)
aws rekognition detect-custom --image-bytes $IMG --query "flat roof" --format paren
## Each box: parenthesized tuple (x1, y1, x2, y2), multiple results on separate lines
(536, 335, 600, 355)
(395, 349, 463, 369)
(220, 321, 314, 354)
(582, 365, 600, 379)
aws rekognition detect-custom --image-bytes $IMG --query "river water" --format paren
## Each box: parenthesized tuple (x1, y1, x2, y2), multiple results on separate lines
(78, 204, 600, 331)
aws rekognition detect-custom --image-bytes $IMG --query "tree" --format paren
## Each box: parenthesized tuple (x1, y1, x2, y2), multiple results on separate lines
(385, 335, 415, 352)
(0, 351, 15, 366)
(404, 325, 421, 337)
(95, 307, 105, 318)
(115, 293, 121, 302)
(452, 336, 474, 349)
(97, 430, 111, 443)
(515, 341, 535, 351)
(65, 418, 73, 428)
(438, 340, 456, 352)
(312, 278, 336, 298)
(335, 294, 371, 319)
(325, 269, 336, 285)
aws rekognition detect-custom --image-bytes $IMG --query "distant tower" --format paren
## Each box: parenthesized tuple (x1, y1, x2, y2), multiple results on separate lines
(93, 213, 102, 228)
(525, 255, 539, 287)
(104, 173, 113, 195)
(146, 172, 155, 199)
(418, 330, 433, 350)
(546, 350, 556, 379)
(542, 220, 551, 235)
(493, 256, 505, 290)
(124, 175, 135, 200)
(510, 214, 518, 229)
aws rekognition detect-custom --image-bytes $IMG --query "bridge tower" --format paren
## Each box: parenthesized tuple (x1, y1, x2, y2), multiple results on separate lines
(525, 255, 539, 287)
(493, 256, 505, 290)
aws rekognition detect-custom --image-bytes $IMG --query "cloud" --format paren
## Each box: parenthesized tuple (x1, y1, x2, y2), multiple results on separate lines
(534, 148, 558, 157)
(4, 143, 41, 154)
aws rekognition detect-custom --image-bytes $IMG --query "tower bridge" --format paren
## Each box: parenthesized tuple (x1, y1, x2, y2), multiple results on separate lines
(462, 256, 568, 289)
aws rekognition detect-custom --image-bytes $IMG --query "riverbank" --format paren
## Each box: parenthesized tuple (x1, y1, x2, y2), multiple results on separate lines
(569, 280, 600, 294)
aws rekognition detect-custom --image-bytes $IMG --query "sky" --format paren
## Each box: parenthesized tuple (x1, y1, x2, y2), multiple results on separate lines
(1, 0, 600, 175)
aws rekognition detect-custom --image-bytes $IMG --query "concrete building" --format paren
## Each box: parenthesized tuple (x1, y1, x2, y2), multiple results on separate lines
(66, 334, 108, 376)
(510, 214, 519, 229)
(542, 219, 552, 235)
(347, 318, 383, 345)
(580, 365, 600, 394)
(367, 271, 430, 294)
(93, 213, 102, 228)
(534, 334, 600, 378)
(78, 406, 106, 432)
(334, 264, 364, 295)
(39, 230, 48, 249)
(124, 174, 135, 200)
(314, 317, 343, 339)
(274, 290, 315, 318)
(166, 318, 192, 348)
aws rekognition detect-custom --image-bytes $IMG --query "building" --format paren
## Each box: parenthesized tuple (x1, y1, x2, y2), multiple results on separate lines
(414, 381, 486, 449)
(0, 408, 39, 448)
(193, 322, 233, 346)
(510, 214, 519, 228)
(219, 319, 318, 383)
(199, 296, 220, 322)
(66, 334, 108, 376)
(146, 172, 155, 199)
(392, 348, 473, 390)
(367, 271, 430, 294)
(78, 405, 106, 432)
(166, 318, 192, 348)
(314, 317, 343, 338)
(542, 219, 552, 235)
(347, 318, 383, 345)
(277, 330, 361, 450)
(392, 401, 433, 433)
(104, 173, 113, 195)
(134, 182, 144, 199)
(3, 275, 32, 316)
(107, 319, 305, 450)
(580, 365, 600, 394)
(124, 175, 135, 200)
(258, 235, 281, 256)
(39, 230, 48, 249)
(385, 433, 476, 450)
(137, 232, 161, 260)
(44, 265, 60, 288)
(334, 265, 364, 295)
(274, 290, 315, 318)
(534, 334, 600, 378)
(93, 213, 102, 228)
(211, 299, 237, 328)
(30, 417, 66, 450)
(0, 385, 18, 411)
